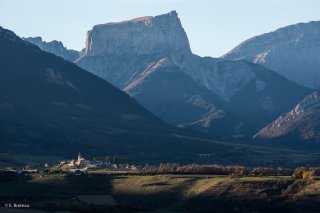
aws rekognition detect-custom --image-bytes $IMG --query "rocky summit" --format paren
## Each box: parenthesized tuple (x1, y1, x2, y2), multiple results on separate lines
(81, 11, 191, 57)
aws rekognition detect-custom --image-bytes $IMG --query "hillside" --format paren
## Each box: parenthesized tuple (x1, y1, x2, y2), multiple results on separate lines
(255, 91, 320, 147)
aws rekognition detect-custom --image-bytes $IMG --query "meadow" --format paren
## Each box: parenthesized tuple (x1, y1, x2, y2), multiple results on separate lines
(1, 171, 320, 212)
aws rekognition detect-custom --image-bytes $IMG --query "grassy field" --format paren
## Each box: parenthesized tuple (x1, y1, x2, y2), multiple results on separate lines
(1, 173, 320, 212)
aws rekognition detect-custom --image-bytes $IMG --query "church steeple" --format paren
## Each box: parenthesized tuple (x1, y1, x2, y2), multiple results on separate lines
(78, 152, 82, 161)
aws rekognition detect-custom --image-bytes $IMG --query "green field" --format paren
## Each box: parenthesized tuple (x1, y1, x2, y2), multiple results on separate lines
(2, 172, 319, 212)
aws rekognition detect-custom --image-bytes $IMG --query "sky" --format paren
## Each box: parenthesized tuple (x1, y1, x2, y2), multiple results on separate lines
(1, 0, 319, 57)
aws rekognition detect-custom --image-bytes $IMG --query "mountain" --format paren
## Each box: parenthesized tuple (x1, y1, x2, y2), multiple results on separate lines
(74, 11, 311, 137)
(1, 26, 236, 163)
(222, 21, 320, 89)
(255, 91, 320, 146)
(23, 37, 79, 62)
(76, 11, 191, 89)
(27, 11, 311, 138)
(75, 11, 248, 136)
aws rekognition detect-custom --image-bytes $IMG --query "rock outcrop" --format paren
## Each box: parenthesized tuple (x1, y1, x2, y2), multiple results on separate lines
(81, 11, 191, 57)
(24, 37, 79, 62)
(222, 21, 320, 89)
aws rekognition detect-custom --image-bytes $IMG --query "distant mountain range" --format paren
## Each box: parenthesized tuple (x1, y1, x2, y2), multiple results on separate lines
(4, 25, 315, 166)
(23, 11, 319, 148)
(2, 8, 320, 166)
(222, 21, 320, 89)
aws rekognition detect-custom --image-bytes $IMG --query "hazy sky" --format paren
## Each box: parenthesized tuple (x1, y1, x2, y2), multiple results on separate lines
(1, 0, 319, 57)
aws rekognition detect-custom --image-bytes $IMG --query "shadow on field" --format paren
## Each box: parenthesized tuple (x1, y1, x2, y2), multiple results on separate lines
(1, 174, 320, 212)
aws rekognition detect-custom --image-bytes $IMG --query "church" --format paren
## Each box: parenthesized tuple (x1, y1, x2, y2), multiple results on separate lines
(66, 152, 95, 168)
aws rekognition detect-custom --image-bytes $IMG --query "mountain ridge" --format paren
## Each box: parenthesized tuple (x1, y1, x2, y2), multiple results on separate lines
(222, 20, 320, 89)
(23, 36, 79, 62)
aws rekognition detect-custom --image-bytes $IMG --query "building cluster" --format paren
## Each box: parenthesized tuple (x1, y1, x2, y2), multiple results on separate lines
(59, 152, 98, 169)
(58, 153, 139, 174)
(1, 153, 141, 176)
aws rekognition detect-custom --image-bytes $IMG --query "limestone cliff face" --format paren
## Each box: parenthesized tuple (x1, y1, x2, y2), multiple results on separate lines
(82, 11, 191, 57)
(24, 37, 79, 62)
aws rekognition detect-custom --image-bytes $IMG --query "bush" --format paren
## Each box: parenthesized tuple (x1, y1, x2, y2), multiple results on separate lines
(293, 167, 307, 179)
(292, 167, 320, 180)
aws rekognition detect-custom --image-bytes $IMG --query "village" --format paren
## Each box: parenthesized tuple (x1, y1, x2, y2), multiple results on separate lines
(0, 152, 218, 177)
(56, 152, 141, 175)
(0, 153, 142, 176)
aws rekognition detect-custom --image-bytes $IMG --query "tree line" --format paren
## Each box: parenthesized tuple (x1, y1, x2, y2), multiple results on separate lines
(140, 163, 294, 177)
